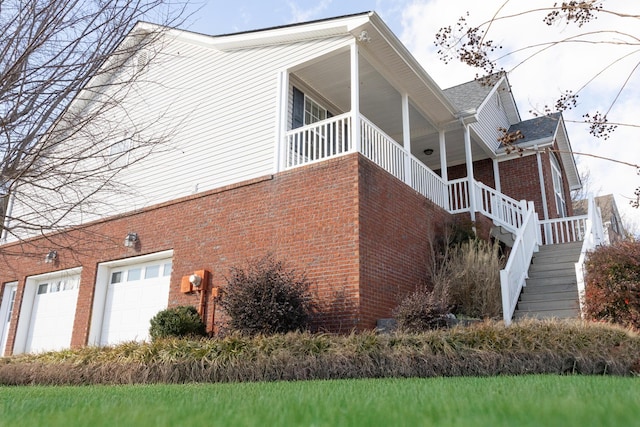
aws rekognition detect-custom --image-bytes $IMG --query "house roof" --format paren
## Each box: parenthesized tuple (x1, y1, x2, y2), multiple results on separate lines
(506, 113, 562, 146)
(443, 79, 494, 112)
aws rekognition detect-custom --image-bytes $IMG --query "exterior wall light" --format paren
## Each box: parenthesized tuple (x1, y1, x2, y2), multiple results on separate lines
(423, 148, 434, 156)
(124, 232, 138, 248)
(45, 250, 58, 264)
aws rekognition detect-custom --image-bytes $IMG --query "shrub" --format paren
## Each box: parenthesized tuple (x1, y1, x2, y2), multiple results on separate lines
(149, 306, 207, 340)
(393, 287, 450, 332)
(219, 256, 313, 336)
(584, 239, 640, 330)
(432, 239, 504, 319)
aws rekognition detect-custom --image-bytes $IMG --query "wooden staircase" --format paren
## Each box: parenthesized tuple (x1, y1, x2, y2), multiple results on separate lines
(513, 242, 583, 320)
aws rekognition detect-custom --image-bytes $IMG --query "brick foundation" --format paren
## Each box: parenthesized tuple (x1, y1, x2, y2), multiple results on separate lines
(0, 153, 453, 354)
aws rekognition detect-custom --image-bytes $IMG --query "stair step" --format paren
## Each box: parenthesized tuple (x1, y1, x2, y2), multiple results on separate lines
(520, 290, 578, 302)
(513, 308, 580, 320)
(522, 283, 578, 294)
(529, 261, 577, 273)
(517, 298, 579, 311)
(527, 269, 577, 280)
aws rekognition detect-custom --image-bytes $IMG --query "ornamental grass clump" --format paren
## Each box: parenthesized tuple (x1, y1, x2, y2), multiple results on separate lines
(432, 239, 504, 319)
(219, 256, 314, 336)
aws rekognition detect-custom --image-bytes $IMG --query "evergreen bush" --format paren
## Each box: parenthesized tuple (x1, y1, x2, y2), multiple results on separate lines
(149, 306, 206, 340)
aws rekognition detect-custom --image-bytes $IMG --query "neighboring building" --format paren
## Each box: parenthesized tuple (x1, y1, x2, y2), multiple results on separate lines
(574, 194, 625, 244)
(0, 12, 604, 355)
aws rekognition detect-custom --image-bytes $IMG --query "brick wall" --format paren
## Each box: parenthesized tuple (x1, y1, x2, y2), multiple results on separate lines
(0, 153, 454, 353)
(358, 157, 451, 329)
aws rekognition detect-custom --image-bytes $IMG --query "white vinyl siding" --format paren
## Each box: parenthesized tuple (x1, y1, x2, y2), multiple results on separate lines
(472, 91, 511, 153)
(5, 35, 351, 240)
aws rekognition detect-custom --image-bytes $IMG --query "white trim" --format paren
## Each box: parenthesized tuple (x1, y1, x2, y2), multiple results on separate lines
(274, 71, 287, 173)
(0, 281, 18, 355)
(493, 158, 501, 193)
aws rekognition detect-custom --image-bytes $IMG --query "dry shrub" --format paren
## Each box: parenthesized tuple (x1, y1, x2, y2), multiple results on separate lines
(1, 320, 638, 385)
(584, 239, 640, 330)
(393, 287, 450, 332)
(432, 239, 504, 319)
(219, 256, 314, 336)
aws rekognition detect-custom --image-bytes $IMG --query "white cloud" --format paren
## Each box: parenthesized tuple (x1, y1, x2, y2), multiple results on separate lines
(399, 0, 640, 229)
(287, 0, 333, 23)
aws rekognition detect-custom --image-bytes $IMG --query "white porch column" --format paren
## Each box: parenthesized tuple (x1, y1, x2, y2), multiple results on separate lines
(438, 130, 447, 181)
(274, 70, 289, 173)
(402, 93, 411, 186)
(535, 146, 549, 220)
(350, 40, 361, 153)
(493, 158, 501, 192)
(463, 123, 476, 221)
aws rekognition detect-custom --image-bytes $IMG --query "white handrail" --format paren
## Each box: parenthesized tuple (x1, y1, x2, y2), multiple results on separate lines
(574, 196, 606, 316)
(473, 180, 525, 233)
(500, 201, 539, 325)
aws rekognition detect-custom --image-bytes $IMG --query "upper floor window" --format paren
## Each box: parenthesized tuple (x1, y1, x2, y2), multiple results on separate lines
(292, 86, 330, 129)
(550, 153, 567, 217)
(304, 96, 326, 125)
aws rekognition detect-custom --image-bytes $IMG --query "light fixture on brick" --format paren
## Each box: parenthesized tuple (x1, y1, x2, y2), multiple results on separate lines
(44, 250, 58, 263)
(124, 232, 138, 248)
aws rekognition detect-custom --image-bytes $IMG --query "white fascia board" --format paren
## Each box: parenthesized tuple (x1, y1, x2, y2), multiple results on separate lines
(203, 14, 371, 51)
(476, 75, 505, 112)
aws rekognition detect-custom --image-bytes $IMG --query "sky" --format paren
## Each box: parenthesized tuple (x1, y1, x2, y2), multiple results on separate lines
(180, 0, 640, 231)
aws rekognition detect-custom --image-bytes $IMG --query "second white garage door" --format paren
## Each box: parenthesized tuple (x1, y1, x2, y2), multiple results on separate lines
(100, 259, 172, 345)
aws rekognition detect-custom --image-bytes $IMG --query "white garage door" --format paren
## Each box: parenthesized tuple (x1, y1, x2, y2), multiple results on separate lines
(26, 276, 79, 353)
(100, 259, 171, 345)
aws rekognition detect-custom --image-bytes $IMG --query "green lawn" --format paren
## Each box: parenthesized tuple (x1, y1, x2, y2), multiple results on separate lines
(1, 376, 638, 427)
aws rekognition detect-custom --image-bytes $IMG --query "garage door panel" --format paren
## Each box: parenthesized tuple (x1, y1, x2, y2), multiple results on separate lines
(100, 259, 171, 345)
(26, 278, 79, 353)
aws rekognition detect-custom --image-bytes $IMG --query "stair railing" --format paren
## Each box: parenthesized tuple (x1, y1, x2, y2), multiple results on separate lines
(499, 201, 539, 325)
(574, 195, 606, 316)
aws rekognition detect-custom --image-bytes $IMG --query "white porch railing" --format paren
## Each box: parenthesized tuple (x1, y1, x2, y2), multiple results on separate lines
(360, 117, 406, 182)
(574, 196, 606, 315)
(539, 216, 588, 245)
(285, 113, 352, 168)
